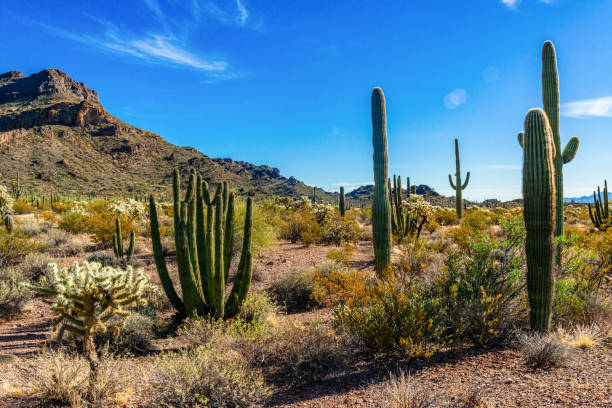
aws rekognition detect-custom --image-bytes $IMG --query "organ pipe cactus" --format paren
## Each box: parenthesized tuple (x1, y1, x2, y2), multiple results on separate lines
(371, 87, 392, 275)
(149, 169, 253, 319)
(339, 186, 346, 217)
(522, 108, 556, 332)
(4, 214, 13, 233)
(518, 41, 579, 237)
(448, 138, 470, 218)
(113, 218, 135, 262)
(588, 180, 610, 231)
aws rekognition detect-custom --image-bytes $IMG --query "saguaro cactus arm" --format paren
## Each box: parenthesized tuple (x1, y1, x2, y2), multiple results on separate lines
(562, 136, 579, 164)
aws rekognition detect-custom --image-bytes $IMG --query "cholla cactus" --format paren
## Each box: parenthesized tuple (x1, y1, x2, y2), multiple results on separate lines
(0, 185, 14, 216)
(402, 195, 434, 240)
(108, 198, 147, 225)
(25, 262, 152, 362)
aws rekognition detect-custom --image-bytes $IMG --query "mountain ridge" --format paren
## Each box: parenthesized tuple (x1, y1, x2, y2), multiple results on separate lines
(0, 69, 330, 200)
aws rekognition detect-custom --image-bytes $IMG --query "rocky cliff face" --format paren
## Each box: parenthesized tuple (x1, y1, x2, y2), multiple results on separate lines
(0, 69, 323, 199)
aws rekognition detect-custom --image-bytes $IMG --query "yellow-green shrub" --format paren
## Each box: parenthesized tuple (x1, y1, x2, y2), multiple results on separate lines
(12, 199, 35, 214)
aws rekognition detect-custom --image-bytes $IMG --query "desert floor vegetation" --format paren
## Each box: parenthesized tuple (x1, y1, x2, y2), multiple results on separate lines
(0, 194, 609, 408)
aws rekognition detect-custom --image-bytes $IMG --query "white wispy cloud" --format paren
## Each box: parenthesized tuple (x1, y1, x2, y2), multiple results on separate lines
(39, 20, 227, 72)
(562, 97, 612, 118)
(501, 0, 520, 8)
(192, 0, 250, 27)
(485, 164, 521, 170)
(443, 88, 467, 109)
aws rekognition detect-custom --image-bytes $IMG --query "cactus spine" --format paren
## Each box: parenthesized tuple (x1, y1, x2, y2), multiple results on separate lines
(339, 187, 346, 217)
(523, 108, 556, 332)
(371, 87, 392, 275)
(149, 169, 253, 319)
(4, 214, 13, 233)
(113, 218, 135, 262)
(518, 41, 580, 237)
(588, 180, 610, 231)
(448, 138, 470, 218)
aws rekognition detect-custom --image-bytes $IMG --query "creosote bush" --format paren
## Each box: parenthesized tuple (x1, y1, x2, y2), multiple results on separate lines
(269, 267, 315, 312)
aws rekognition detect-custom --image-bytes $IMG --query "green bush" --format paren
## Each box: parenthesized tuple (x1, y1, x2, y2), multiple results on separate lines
(0, 230, 41, 268)
(433, 218, 526, 346)
(0, 268, 31, 320)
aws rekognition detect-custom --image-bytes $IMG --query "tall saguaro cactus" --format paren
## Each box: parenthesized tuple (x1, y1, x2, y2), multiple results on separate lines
(518, 41, 579, 237)
(448, 138, 470, 218)
(149, 169, 253, 319)
(523, 108, 556, 332)
(339, 186, 346, 217)
(113, 218, 135, 262)
(371, 87, 392, 275)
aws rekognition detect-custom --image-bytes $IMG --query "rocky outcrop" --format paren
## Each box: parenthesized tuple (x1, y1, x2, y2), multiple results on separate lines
(0, 69, 99, 103)
(0, 101, 110, 131)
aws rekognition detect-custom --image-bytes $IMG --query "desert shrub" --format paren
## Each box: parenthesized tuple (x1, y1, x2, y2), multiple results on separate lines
(235, 292, 280, 333)
(150, 345, 270, 408)
(39, 228, 71, 247)
(433, 207, 458, 226)
(18, 219, 52, 236)
(0, 268, 31, 320)
(25, 349, 130, 407)
(269, 267, 315, 312)
(0, 230, 41, 268)
(96, 312, 155, 355)
(382, 370, 434, 408)
(395, 241, 437, 282)
(433, 218, 526, 346)
(447, 209, 496, 249)
(235, 199, 278, 251)
(40, 228, 85, 257)
(12, 198, 35, 214)
(58, 211, 89, 234)
(87, 211, 137, 248)
(0, 184, 14, 215)
(313, 259, 349, 275)
(313, 269, 444, 358)
(250, 321, 349, 385)
(279, 210, 319, 244)
(318, 216, 360, 245)
(554, 232, 612, 326)
(17, 252, 55, 281)
(516, 330, 571, 369)
(326, 245, 353, 266)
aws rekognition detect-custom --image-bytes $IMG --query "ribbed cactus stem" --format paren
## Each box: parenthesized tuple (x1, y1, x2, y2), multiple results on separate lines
(126, 231, 135, 262)
(448, 138, 470, 218)
(339, 186, 346, 217)
(4, 214, 14, 233)
(113, 218, 123, 258)
(371, 87, 392, 275)
(523, 108, 556, 332)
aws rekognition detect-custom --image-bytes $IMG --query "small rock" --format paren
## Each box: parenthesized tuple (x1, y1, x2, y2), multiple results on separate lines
(0, 354, 18, 364)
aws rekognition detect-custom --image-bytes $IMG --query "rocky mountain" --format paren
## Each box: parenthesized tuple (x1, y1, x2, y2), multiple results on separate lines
(0, 69, 326, 199)
(565, 193, 611, 204)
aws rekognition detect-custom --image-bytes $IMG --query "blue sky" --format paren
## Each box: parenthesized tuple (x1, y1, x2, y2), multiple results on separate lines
(1, 0, 611, 200)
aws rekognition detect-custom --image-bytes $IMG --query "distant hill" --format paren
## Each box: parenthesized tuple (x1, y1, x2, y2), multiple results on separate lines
(565, 192, 612, 204)
(0, 69, 333, 200)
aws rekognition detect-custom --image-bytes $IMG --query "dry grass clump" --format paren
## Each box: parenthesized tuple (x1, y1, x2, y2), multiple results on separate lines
(149, 345, 270, 408)
(569, 324, 601, 349)
(17, 252, 55, 281)
(382, 370, 434, 408)
(24, 349, 131, 408)
(516, 330, 571, 369)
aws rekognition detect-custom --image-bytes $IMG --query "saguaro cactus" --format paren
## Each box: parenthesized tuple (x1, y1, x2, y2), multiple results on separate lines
(448, 138, 470, 218)
(588, 180, 610, 231)
(371, 87, 392, 275)
(149, 169, 253, 319)
(523, 108, 556, 332)
(4, 214, 13, 233)
(339, 186, 346, 217)
(518, 41, 579, 237)
(113, 218, 135, 262)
